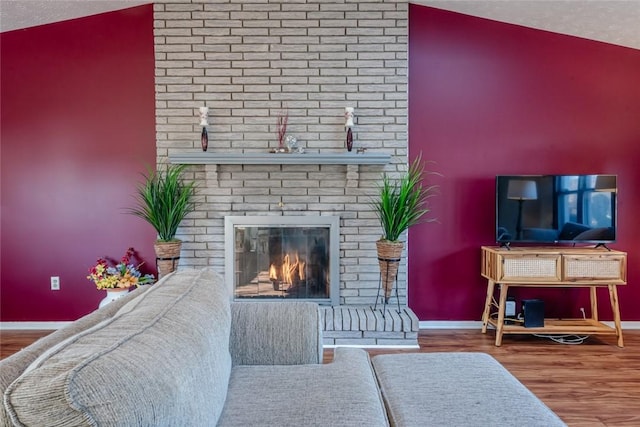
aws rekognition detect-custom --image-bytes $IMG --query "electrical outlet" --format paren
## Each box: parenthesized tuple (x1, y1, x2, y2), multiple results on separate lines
(51, 276, 60, 291)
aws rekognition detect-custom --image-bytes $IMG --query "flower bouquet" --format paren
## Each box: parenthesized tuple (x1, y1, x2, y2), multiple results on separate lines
(87, 247, 155, 290)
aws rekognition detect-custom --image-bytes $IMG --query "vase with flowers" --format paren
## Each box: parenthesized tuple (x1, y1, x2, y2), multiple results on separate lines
(87, 247, 155, 308)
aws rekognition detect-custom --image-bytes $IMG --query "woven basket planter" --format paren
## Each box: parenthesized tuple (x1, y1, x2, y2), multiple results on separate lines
(154, 240, 182, 279)
(376, 240, 404, 302)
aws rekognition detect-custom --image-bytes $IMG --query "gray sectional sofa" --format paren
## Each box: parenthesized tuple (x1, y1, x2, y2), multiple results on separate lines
(1, 268, 387, 426)
(1, 268, 565, 426)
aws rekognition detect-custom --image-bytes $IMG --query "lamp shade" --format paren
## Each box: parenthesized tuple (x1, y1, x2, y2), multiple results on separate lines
(507, 180, 538, 200)
(595, 175, 617, 192)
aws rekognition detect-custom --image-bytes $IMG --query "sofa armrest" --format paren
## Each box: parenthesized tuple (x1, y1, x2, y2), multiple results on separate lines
(229, 301, 323, 365)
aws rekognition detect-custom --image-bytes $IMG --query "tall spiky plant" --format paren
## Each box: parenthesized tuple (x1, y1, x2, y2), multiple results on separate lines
(373, 155, 438, 242)
(128, 164, 197, 242)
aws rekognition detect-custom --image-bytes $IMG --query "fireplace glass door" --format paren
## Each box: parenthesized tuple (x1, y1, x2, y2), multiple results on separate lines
(226, 216, 339, 305)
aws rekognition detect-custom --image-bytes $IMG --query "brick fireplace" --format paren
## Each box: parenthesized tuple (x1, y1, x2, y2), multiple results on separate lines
(153, 0, 409, 306)
(153, 0, 418, 345)
(168, 153, 407, 307)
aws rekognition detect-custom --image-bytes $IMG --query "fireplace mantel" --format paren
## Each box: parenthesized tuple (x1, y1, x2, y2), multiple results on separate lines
(168, 151, 391, 165)
(169, 151, 391, 187)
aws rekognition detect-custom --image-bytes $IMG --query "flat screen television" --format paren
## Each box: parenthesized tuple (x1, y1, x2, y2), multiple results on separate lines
(496, 174, 617, 244)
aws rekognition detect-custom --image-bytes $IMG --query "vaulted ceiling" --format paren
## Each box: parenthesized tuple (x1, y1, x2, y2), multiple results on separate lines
(1, 0, 639, 51)
(0, 1, 150, 33)
(415, 0, 640, 50)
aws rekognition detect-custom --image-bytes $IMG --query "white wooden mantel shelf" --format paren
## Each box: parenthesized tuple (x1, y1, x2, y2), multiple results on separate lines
(168, 151, 391, 187)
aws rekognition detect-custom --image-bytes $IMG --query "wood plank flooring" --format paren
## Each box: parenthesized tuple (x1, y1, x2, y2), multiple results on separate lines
(2, 329, 639, 426)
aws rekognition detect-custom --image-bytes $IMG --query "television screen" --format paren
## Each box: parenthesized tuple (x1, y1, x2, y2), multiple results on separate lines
(496, 175, 617, 244)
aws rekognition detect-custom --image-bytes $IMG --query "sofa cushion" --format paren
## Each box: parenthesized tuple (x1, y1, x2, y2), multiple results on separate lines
(229, 301, 323, 365)
(218, 347, 388, 427)
(0, 285, 150, 427)
(4, 268, 232, 427)
(372, 352, 566, 427)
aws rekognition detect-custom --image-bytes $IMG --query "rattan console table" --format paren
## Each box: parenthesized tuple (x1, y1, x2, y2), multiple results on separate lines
(480, 246, 627, 347)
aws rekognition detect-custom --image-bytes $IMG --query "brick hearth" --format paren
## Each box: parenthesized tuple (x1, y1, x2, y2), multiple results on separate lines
(321, 306, 419, 347)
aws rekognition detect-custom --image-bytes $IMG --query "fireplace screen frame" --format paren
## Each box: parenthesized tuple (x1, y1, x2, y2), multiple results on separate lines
(224, 215, 340, 305)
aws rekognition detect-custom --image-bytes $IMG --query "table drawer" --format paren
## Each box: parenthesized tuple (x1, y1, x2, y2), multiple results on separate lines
(563, 254, 626, 282)
(500, 254, 561, 282)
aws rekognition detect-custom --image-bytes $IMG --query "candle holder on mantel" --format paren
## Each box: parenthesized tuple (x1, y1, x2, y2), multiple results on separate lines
(345, 107, 354, 152)
(199, 106, 209, 152)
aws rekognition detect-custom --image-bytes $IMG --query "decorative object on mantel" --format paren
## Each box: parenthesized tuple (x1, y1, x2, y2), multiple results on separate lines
(285, 135, 299, 153)
(345, 107, 354, 152)
(372, 155, 439, 310)
(275, 108, 288, 152)
(199, 106, 209, 152)
(128, 164, 197, 278)
(87, 247, 155, 308)
(269, 136, 304, 154)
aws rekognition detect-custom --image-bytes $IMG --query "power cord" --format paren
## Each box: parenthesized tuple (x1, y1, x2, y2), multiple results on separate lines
(534, 308, 590, 345)
(490, 309, 590, 344)
(490, 311, 524, 325)
(533, 334, 589, 344)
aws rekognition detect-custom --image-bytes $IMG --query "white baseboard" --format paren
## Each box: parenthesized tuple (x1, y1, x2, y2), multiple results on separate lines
(419, 321, 483, 329)
(0, 322, 72, 330)
(603, 321, 640, 329)
(419, 320, 640, 330)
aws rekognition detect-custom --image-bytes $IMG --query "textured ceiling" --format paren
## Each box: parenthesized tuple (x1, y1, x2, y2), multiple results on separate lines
(0, 1, 150, 32)
(1, 0, 639, 51)
(415, 0, 640, 50)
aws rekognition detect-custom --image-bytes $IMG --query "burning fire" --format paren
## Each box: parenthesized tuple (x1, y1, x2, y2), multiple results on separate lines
(269, 252, 306, 286)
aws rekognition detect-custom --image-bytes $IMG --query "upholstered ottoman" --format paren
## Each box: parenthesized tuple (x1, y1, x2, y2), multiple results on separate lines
(372, 352, 566, 427)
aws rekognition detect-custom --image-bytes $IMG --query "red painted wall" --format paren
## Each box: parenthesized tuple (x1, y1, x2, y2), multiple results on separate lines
(408, 5, 640, 321)
(0, 6, 157, 321)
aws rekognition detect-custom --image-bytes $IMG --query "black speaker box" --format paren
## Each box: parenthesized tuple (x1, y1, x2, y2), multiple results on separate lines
(522, 299, 544, 328)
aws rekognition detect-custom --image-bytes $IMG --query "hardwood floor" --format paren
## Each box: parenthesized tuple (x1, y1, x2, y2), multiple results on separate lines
(2, 329, 639, 426)
(1, 330, 54, 359)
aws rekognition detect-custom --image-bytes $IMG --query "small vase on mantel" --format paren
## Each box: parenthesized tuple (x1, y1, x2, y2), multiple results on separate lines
(99, 288, 130, 309)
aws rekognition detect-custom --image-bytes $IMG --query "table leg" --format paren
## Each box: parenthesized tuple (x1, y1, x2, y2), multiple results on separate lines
(495, 284, 509, 347)
(590, 286, 598, 322)
(481, 280, 495, 334)
(608, 284, 624, 348)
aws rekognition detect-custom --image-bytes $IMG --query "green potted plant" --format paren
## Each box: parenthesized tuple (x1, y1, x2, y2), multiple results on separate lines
(128, 164, 197, 278)
(372, 155, 438, 303)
